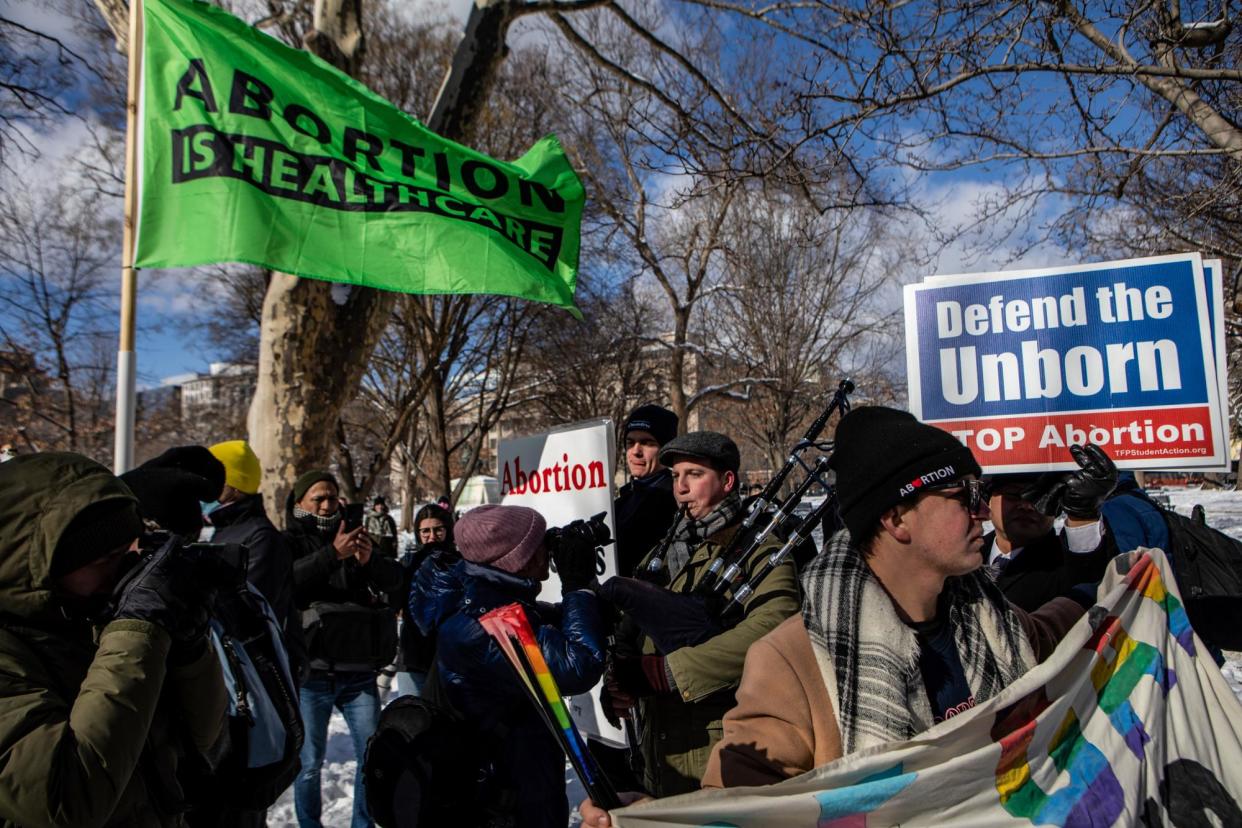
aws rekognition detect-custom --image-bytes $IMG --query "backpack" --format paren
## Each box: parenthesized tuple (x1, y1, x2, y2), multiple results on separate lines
(1160, 506, 1242, 650)
(206, 580, 304, 809)
(1109, 487, 1242, 650)
(363, 674, 513, 828)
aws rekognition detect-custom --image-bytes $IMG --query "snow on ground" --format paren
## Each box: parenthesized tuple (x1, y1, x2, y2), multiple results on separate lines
(269, 708, 361, 827)
(270, 486, 1242, 827)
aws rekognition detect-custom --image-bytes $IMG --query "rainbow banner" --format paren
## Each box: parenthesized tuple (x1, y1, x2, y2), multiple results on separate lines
(479, 603, 620, 810)
(611, 547, 1242, 827)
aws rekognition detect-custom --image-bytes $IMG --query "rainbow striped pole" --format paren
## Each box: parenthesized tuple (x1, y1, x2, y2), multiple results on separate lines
(480, 602, 622, 811)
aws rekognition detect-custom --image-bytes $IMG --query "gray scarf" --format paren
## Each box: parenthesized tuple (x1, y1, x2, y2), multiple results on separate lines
(801, 530, 1035, 755)
(664, 492, 743, 578)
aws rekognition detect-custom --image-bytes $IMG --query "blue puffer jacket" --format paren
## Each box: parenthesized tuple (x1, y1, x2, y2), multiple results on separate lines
(408, 557, 607, 828)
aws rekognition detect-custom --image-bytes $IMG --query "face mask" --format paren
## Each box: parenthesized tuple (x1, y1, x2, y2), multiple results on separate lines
(201, 500, 221, 517)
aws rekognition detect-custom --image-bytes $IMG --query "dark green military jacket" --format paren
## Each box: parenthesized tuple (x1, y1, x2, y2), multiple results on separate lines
(0, 453, 227, 827)
(635, 521, 800, 796)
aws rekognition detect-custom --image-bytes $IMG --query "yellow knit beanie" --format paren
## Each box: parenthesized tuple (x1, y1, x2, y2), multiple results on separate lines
(208, 440, 262, 495)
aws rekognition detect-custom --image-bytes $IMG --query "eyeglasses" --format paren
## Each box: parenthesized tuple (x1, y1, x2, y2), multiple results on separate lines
(918, 478, 990, 518)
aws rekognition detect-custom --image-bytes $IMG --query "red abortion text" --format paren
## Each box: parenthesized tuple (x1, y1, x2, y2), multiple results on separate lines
(501, 453, 607, 495)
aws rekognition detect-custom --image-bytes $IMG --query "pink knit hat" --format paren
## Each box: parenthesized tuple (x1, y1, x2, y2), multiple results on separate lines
(456, 504, 547, 575)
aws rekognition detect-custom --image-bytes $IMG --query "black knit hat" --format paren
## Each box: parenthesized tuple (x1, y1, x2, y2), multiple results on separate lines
(119, 446, 226, 537)
(623, 405, 679, 447)
(292, 470, 337, 504)
(659, 431, 741, 474)
(51, 499, 144, 577)
(829, 406, 980, 541)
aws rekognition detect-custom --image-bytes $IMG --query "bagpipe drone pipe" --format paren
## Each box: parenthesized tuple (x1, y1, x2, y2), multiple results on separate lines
(595, 379, 854, 655)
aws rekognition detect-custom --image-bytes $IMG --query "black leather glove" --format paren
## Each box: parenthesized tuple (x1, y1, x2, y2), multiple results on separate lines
(551, 520, 606, 593)
(120, 446, 226, 537)
(610, 655, 673, 697)
(110, 537, 214, 652)
(1061, 443, 1119, 518)
(1024, 443, 1118, 519)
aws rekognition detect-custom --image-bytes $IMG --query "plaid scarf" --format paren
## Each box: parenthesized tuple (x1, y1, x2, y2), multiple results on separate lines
(664, 492, 742, 578)
(801, 530, 1035, 755)
(293, 505, 343, 537)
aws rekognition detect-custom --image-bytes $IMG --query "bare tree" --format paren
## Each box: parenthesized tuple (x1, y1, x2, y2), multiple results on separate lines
(522, 278, 664, 427)
(707, 183, 905, 473)
(0, 173, 119, 458)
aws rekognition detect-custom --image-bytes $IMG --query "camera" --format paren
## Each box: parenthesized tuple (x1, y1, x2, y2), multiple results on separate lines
(137, 531, 249, 590)
(544, 512, 612, 555)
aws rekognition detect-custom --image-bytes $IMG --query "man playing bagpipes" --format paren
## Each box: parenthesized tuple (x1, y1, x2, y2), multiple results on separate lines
(600, 431, 801, 797)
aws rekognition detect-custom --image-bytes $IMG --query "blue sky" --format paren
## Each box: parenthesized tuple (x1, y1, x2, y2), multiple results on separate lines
(6, 0, 1118, 390)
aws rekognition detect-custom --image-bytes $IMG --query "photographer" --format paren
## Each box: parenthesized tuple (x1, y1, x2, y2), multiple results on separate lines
(0, 453, 228, 827)
(284, 470, 404, 828)
(408, 504, 607, 828)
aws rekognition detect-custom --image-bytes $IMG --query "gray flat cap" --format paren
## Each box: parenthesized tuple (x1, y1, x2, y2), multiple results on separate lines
(658, 431, 740, 474)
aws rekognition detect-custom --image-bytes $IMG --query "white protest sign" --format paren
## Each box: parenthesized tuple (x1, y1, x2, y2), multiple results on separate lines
(497, 418, 626, 746)
(905, 253, 1228, 472)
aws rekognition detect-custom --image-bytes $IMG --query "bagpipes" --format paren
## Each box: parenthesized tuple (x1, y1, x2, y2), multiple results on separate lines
(596, 379, 854, 654)
(479, 603, 622, 811)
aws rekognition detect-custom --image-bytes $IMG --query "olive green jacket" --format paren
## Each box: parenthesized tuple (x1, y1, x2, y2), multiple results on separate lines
(0, 453, 228, 828)
(635, 521, 800, 796)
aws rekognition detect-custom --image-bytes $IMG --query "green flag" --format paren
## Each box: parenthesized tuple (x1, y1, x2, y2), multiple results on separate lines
(134, 0, 584, 311)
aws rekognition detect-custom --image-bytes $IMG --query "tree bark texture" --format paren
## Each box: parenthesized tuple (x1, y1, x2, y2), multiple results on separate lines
(249, 0, 519, 517)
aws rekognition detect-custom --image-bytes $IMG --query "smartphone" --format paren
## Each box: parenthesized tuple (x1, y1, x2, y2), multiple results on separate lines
(343, 502, 365, 532)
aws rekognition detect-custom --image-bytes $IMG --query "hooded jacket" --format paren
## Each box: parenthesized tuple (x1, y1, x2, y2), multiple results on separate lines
(408, 557, 606, 828)
(0, 453, 228, 827)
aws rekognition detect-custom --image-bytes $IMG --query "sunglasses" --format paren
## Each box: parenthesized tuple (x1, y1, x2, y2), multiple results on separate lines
(917, 478, 991, 518)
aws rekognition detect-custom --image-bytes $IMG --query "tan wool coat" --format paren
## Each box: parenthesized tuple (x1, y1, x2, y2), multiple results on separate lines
(702, 596, 1085, 789)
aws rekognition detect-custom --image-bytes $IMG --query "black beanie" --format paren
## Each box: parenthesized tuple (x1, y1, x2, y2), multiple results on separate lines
(623, 404, 679, 446)
(292, 470, 337, 504)
(52, 499, 143, 577)
(829, 406, 980, 542)
(119, 445, 226, 537)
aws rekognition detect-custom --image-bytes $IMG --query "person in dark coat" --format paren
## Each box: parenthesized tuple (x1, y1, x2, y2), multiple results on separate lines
(202, 441, 294, 636)
(1100, 473, 1172, 555)
(982, 450, 1119, 613)
(613, 405, 681, 577)
(408, 504, 607, 828)
(390, 504, 456, 697)
(284, 470, 405, 828)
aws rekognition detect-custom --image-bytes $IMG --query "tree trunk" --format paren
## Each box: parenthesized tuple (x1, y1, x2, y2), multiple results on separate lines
(249, 278, 390, 517)
(423, 370, 453, 502)
(248, 0, 520, 517)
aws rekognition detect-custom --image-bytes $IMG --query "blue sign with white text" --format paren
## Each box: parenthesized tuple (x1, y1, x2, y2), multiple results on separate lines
(911, 259, 1205, 419)
(903, 255, 1226, 472)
